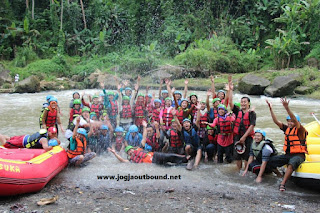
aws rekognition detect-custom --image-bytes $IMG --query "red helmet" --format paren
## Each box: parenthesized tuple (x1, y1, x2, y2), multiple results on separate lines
(48, 127, 57, 134)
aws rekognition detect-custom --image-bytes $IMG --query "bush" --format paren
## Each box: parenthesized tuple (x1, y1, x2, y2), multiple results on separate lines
(13, 46, 38, 67)
(26, 59, 65, 77)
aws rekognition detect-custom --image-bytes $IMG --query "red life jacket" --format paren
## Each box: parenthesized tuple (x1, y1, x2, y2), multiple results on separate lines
(199, 111, 208, 128)
(176, 108, 184, 124)
(207, 134, 216, 144)
(135, 104, 145, 118)
(191, 104, 197, 117)
(217, 116, 233, 135)
(233, 110, 254, 136)
(169, 129, 183, 148)
(161, 99, 165, 108)
(121, 104, 133, 118)
(45, 108, 57, 127)
(130, 150, 148, 163)
(284, 127, 307, 154)
(163, 107, 173, 127)
(152, 108, 161, 122)
(109, 101, 118, 117)
(146, 134, 159, 151)
(90, 104, 101, 117)
(115, 136, 124, 151)
(147, 103, 153, 114)
(67, 137, 87, 159)
(69, 108, 82, 122)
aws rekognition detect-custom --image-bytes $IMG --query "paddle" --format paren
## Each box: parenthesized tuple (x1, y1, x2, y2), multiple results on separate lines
(311, 112, 320, 126)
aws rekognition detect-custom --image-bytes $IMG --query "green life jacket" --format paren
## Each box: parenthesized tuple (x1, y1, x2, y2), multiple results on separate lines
(251, 139, 278, 161)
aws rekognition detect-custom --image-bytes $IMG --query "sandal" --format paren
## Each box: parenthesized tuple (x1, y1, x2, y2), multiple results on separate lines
(279, 184, 286, 192)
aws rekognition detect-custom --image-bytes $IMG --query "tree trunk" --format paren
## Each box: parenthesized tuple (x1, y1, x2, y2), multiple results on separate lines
(60, 0, 63, 30)
(26, 0, 29, 10)
(79, 0, 87, 29)
(31, 0, 34, 19)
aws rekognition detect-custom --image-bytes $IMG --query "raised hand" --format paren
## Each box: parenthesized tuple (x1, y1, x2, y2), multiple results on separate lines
(107, 147, 115, 154)
(134, 83, 139, 91)
(229, 82, 234, 91)
(171, 108, 176, 116)
(265, 99, 272, 109)
(154, 121, 159, 129)
(280, 97, 289, 108)
(210, 75, 214, 83)
(206, 89, 212, 97)
(117, 83, 122, 91)
(171, 87, 176, 94)
(142, 120, 148, 127)
(185, 79, 189, 85)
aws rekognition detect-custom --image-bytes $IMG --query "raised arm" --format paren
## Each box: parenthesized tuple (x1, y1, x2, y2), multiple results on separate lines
(206, 89, 211, 112)
(172, 108, 182, 131)
(165, 79, 173, 98)
(140, 121, 148, 147)
(266, 99, 283, 129)
(195, 104, 201, 129)
(281, 97, 300, 129)
(158, 79, 163, 99)
(183, 79, 188, 99)
(107, 148, 129, 163)
(210, 75, 216, 98)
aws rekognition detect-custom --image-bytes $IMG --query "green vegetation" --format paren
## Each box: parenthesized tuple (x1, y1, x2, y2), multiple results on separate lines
(0, 0, 320, 91)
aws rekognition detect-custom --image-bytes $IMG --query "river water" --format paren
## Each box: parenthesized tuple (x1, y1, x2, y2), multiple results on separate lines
(1, 90, 320, 198)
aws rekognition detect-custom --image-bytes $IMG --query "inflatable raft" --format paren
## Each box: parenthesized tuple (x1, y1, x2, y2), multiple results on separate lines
(292, 121, 320, 187)
(0, 146, 68, 196)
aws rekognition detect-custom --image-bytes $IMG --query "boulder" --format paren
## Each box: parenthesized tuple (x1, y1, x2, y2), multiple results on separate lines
(264, 76, 299, 97)
(238, 74, 270, 95)
(88, 69, 120, 89)
(294, 86, 314, 95)
(71, 75, 83, 82)
(0, 68, 13, 86)
(40, 81, 58, 91)
(307, 58, 319, 68)
(15, 76, 40, 93)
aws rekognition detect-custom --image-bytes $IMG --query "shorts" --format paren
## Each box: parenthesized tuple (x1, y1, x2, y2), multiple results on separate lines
(268, 154, 305, 171)
(152, 152, 187, 165)
(233, 135, 252, 161)
(4, 135, 25, 148)
(185, 144, 201, 158)
(168, 146, 185, 155)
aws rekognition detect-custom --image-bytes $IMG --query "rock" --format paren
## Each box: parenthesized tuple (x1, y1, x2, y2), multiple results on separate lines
(238, 74, 270, 95)
(294, 86, 314, 95)
(15, 75, 40, 93)
(0, 67, 13, 86)
(40, 81, 58, 91)
(264, 76, 299, 97)
(307, 57, 319, 68)
(71, 75, 83, 82)
(88, 70, 120, 89)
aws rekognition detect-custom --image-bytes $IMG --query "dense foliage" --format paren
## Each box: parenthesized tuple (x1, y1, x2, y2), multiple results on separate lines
(1, 0, 319, 78)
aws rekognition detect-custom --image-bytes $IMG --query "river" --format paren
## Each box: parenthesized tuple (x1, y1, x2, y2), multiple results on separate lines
(0, 90, 320, 212)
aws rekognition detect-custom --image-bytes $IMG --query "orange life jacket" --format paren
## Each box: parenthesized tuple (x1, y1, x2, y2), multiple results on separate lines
(283, 127, 307, 154)
(233, 110, 254, 136)
(176, 108, 184, 124)
(130, 150, 148, 163)
(67, 137, 87, 159)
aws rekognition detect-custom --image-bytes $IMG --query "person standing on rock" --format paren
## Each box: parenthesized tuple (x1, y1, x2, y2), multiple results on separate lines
(266, 98, 307, 191)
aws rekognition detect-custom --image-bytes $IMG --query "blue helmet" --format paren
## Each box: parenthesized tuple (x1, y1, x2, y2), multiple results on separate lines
(100, 125, 109, 130)
(125, 87, 132, 91)
(217, 90, 226, 95)
(161, 90, 168, 94)
(286, 114, 301, 122)
(48, 139, 59, 147)
(129, 125, 139, 133)
(49, 97, 58, 103)
(115, 127, 124, 132)
(46, 95, 53, 101)
(182, 118, 191, 123)
(174, 91, 182, 96)
(154, 99, 162, 104)
(148, 94, 152, 98)
(254, 129, 266, 138)
(77, 128, 87, 136)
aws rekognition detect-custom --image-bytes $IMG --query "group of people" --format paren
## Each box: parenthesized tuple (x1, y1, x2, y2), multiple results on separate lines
(0, 75, 308, 191)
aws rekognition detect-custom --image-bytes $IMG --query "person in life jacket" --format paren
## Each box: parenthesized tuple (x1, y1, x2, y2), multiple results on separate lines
(242, 129, 280, 183)
(158, 79, 168, 108)
(194, 100, 209, 141)
(67, 117, 96, 167)
(82, 94, 103, 119)
(202, 125, 217, 162)
(41, 97, 65, 135)
(119, 95, 134, 132)
(101, 88, 119, 128)
(230, 92, 256, 171)
(173, 109, 201, 170)
(125, 124, 143, 147)
(89, 122, 113, 155)
(205, 104, 235, 164)
(208, 96, 220, 123)
(160, 97, 174, 131)
(151, 99, 162, 124)
(163, 118, 184, 155)
(164, 78, 187, 108)
(69, 99, 82, 123)
(134, 93, 147, 130)
(108, 145, 188, 165)
(0, 127, 60, 152)
(266, 98, 308, 192)
(140, 120, 161, 152)
(112, 127, 126, 152)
